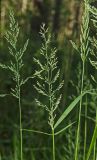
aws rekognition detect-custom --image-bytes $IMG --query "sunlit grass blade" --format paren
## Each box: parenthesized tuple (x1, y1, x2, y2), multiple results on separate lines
(54, 91, 88, 129)
(22, 128, 51, 136)
(86, 125, 97, 160)
(54, 121, 76, 136)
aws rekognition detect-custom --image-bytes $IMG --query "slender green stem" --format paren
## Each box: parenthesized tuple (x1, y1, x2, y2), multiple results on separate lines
(95, 104, 97, 160)
(75, 60, 85, 160)
(19, 89, 23, 160)
(95, 103, 97, 158)
(95, 93, 97, 156)
(16, 58, 23, 160)
(86, 124, 97, 160)
(93, 145, 96, 160)
(52, 128, 55, 160)
(93, 100, 97, 160)
(22, 128, 51, 136)
(83, 94, 87, 160)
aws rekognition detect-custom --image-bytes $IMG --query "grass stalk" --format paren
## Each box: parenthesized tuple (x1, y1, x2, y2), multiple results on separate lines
(52, 128, 55, 160)
(74, 1, 90, 159)
(83, 94, 87, 160)
(75, 60, 85, 160)
(95, 107, 97, 157)
(16, 55, 23, 160)
(88, 3, 97, 158)
(93, 105, 97, 160)
(19, 90, 23, 160)
(95, 105, 97, 158)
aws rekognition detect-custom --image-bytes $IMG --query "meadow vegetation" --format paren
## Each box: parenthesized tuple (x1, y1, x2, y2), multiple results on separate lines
(0, 0, 97, 160)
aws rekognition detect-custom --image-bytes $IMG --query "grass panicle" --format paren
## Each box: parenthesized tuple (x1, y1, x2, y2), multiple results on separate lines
(34, 23, 64, 160)
(0, 10, 29, 160)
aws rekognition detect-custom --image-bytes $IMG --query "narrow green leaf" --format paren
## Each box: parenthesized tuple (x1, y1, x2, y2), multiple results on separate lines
(22, 128, 51, 136)
(54, 121, 76, 136)
(86, 125, 97, 160)
(54, 91, 87, 129)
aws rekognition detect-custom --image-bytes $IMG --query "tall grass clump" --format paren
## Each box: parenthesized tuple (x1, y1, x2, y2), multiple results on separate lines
(33, 23, 64, 160)
(32, 22, 92, 160)
(0, 10, 29, 160)
(0, 1, 97, 159)
(71, 0, 90, 159)
(86, 3, 97, 159)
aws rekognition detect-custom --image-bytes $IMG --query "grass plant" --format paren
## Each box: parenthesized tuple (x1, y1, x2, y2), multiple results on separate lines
(0, 10, 30, 160)
(33, 23, 64, 160)
(71, 0, 90, 159)
(87, 3, 97, 159)
(0, 0, 97, 159)
(33, 23, 92, 160)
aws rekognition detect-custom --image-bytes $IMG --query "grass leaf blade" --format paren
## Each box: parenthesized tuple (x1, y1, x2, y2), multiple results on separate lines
(86, 125, 97, 160)
(54, 92, 87, 129)
(55, 121, 76, 136)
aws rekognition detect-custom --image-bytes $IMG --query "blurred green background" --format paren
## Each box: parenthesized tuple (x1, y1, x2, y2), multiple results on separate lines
(0, 0, 97, 159)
